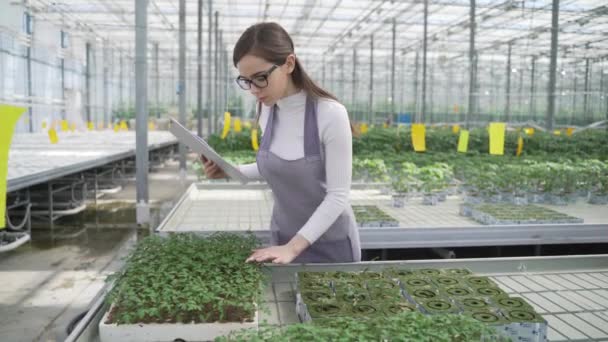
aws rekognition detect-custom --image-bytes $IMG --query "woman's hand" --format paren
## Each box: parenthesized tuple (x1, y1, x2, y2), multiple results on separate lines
(201, 156, 227, 179)
(246, 235, 310, 264)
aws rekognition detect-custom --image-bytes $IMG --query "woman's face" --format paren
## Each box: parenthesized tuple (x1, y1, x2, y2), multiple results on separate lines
(236, 54, 294, 106)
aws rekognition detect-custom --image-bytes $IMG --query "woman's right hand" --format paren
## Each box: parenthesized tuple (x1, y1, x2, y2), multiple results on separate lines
(201, 156, 228, 179)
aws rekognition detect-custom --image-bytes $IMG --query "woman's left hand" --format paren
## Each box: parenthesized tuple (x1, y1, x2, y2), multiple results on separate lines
(246, 234, 310, 264)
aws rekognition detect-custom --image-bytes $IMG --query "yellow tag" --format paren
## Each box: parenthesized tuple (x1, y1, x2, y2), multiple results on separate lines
(60, 120, 69, 132)
(233, 118, 242, 132)
(452, 125, 460, 134)
(553, 130, 561, 136)
(120, 121, 128, 131)
(566, 127, 574, 136)
(489, 122, 506, 155)
(457, 130, 469, 153)
(251, 128, 259, 151)
(42, 121, 47, 129)
(0, 105, 26, 229)
(48, 128, 59, 144)
(87, 122, 94, 130)
(382, 123, 388, 129)
(114, 124, 120, 133)
(524, 128, 535, 136)
(411, 124, 426, 152)
(148, 121, 156, 130)
(221, 112, 232, 139)
(516, 136, 524, 157)
(360, 123, 369, 134)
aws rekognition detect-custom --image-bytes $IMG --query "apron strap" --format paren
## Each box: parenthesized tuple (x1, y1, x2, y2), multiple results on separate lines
(304, 96, 322, 160)
(259, 104, 277, 152)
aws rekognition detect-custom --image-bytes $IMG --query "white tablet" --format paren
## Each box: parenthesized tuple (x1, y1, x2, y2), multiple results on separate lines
(169, 119, 249, 184)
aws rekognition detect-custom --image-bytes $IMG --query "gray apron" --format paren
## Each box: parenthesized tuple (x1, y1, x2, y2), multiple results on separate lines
(257, 95, 361, 263)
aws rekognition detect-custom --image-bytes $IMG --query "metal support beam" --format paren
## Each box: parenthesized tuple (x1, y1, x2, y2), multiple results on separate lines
(505, 42, 512, 122)
(421, 0, 429, 124)
(369, 34, 374, 124)
(466, 0, 476, 128)
(197, 0, 203, 136)
(85, 42, 92, 125)
(135, 0, 149, 224)
(103, 40, 109, 128)
(391, 17, 396, 122)
(584, 58, 590, 122)
(206, 0, 212, 137)
(154, 43, 160, 119)
(546, 0, 560, 131)
(178, 0, 187, 174)
(530, 56, 536, 122)
(214, 11, 219, 133)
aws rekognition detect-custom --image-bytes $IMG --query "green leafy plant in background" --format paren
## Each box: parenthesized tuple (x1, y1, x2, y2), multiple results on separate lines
(216, 311, 508, 342)
(105, 233, 265, 325)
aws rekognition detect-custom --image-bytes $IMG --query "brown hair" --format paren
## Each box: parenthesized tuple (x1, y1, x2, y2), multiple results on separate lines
(233, 22, 357, 135)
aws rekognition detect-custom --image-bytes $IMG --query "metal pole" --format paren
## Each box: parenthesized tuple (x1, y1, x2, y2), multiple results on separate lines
(61, 57, 66, 121)
(178, 0, 187, 174)
(391, 17, 396, 122)
(530, 56, 536, 122)
(584, 58, 590, 123)
(518, 60, 524, 122)
(224, 48, 229, 115)
(26, 39, 33, 132)
(155, 43, 160, 119)
(414, 52, 419, 119)
(369, 34, 374, 124)
(352, 49, 357, 119)
(135, 0, 149, 224)
(339, 54, 344, 101)
(103, 40, 109, 128)
(197, 0, 203, 136)
(217, 30, 226, 113)
(546, 0, 560, 131)
(505, 42, 512, 122)
(206, 0, 213, 137)
(429, 63, 434, 123)
(214, 11, 219, 133)
(572, 74, 577, 125)
(421, 0, 429, 124)
(466, 0, 476, 128)
(119, 51, 124, 118)
(322, 54, 326, 86)
(86, 42, 92, 125)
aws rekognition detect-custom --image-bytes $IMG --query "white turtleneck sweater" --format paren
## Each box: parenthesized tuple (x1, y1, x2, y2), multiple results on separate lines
(237, 90, 353, 245)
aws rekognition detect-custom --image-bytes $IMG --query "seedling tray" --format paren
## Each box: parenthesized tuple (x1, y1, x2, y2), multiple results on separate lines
(461, 203, 584, 225)
(99, 304, 258, 342)
(352, 205, 399, 228)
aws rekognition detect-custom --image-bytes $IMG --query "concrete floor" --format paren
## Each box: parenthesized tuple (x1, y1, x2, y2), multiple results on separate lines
(0, 157, 196, 342)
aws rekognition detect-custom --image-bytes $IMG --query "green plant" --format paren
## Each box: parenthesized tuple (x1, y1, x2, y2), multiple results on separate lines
(217, 311, 508, 341)
(105, 233, 264, 325)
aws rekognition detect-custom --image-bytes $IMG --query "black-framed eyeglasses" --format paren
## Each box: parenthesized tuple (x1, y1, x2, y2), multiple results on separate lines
(235, 64, 279, 90)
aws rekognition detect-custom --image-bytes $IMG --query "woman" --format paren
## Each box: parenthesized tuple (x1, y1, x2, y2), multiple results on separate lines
(203, 22, 361, 264)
